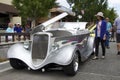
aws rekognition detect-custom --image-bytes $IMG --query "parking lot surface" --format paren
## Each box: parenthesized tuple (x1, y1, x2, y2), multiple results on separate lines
(0, 42, 120, 80)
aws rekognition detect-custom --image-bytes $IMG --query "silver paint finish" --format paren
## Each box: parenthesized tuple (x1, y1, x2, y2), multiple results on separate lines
(7, 12, 94, 70)
(7, 31, 93, 70)
(32, 34, 48, 59)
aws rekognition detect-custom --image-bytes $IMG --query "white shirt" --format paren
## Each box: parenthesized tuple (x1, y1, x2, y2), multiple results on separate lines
(6, 27, 14, 40)
(97, 21, 102, 37)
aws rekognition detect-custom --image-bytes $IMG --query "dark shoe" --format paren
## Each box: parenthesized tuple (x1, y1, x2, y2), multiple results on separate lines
(107, 46, 110, 49)
(117, 52, 120, 55)
(106, 46, 110, 49)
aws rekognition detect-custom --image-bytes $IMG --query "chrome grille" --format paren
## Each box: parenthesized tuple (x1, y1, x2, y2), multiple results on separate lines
(32, 34, 48, 59)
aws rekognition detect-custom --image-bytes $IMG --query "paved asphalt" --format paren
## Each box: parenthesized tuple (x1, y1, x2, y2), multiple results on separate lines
(0, 42, 120, 80)
(0, 45, 9, 58)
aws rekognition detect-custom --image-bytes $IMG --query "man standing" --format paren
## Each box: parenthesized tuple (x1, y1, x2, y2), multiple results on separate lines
(14, 23, 23, 40)
(105, 17, 112, 49)
(14, 23, 23, 33)
(93, 12, 107, 60)
(113, 17, 120, 55)
(6, 23, 14, 33)
(6, 23, 14, 40)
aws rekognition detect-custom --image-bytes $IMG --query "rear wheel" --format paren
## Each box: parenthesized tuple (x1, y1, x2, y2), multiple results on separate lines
(9, 58, 26, 69)
(63, 52, 80, 76)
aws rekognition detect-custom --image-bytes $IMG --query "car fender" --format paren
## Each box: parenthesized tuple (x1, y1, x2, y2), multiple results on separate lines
(7, 43, 34, 69)
(83, 36, 95, 60)
(48, 45, 78, 66)
(87, 36, 95, 51)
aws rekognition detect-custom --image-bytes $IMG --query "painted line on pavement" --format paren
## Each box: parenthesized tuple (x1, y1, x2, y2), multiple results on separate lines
(78, 72, 120, 78)
(0, 61, 12, 73)
(0, 61, 9, 65)
(0, 67, 12, 73)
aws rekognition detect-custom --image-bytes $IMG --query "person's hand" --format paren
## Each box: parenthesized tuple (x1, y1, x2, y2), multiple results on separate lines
(103, 35, 106, 40)
(109, 29, 112, 32)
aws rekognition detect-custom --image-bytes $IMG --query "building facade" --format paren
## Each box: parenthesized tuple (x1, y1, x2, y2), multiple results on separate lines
(0, 0, 12, 5)
(0, 0, 21, 30)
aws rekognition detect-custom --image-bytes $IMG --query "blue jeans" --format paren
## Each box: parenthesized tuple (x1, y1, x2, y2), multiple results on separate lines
(105, 31, 110, 47)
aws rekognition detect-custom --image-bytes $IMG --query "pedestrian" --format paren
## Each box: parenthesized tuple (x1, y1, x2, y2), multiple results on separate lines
(113, 17, 120, 55)
(14, 23, 23, 33)
(93, 12, 107, 60)
(14, 23, 23, 40)
(25, 24, 31, 33)
(105, 17, 112, 49)
(110, 25, 116, 42)
(6, 23, 14, 40)
(6, 23, 14, 33)
(25, 24, 31, 39)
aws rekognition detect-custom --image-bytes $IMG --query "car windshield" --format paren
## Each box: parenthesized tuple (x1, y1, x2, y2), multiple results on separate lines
(45, 22, 88, 31)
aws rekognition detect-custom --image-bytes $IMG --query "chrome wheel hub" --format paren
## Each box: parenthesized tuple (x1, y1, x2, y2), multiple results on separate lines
(74, 54, 79, 72)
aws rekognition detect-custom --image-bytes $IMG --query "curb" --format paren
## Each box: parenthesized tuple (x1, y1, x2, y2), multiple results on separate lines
(0, 61, 9, 65)
(0, 67, 12, 73)
(0, 60, 12, 73)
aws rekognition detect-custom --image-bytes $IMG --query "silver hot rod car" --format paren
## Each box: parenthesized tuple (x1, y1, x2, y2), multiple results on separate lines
(7, 12, 95, 76)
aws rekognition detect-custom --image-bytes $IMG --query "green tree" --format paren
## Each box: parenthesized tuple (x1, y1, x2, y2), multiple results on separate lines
(67, 0, 117, 22)
(104, 8, 117, 23)
(12, 0, 56, 27)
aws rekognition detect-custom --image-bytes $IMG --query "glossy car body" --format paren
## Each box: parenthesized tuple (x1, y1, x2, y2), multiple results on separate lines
(7, 12, 95, 76)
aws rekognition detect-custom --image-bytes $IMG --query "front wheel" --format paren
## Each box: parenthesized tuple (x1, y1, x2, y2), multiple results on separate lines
(63, 52, 80, 76)
(9, 58, 26, 69)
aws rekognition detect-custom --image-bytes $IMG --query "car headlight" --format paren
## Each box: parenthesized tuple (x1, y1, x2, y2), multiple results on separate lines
(24, 41, 30, 49)
(51, 43, 59, 52)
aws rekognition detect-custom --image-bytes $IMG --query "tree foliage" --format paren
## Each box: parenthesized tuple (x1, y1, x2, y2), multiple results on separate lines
(12, 0, 56, 26)
(104, 8, 117, 23)
(67, 0, 117, 22)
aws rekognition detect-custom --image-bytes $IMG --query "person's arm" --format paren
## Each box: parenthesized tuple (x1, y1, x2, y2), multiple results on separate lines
(103, 21, 107, 40)
(113, 25, 117, 32)
(6, 28, 9, 33)
(14, 27, 17, 33)
(113, 19, 117, 32)
(109, 23, 112, 32)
